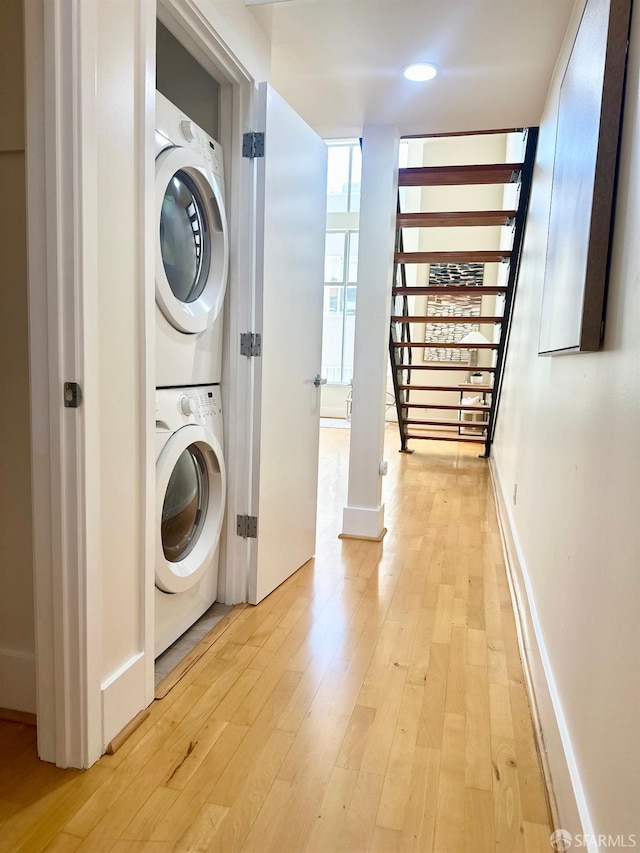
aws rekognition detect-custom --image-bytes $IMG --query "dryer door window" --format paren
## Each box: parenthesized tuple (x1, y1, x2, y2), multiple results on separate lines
(155, 147, 229, 335)
(161, 444, 209, 563)
(160, 170, 211, 305)
(156, 424, 226, 594)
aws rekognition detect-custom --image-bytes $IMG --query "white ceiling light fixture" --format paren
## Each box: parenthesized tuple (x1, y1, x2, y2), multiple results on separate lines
(403, 63, 438, 82)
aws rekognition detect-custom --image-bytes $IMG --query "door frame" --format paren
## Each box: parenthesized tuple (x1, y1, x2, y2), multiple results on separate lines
(25, 0, 104, 769)
(25, 0, 258, 766)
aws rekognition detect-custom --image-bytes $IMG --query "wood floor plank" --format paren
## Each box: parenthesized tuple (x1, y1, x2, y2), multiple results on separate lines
(465, 664, 492, 792)
(359, 664, 408, 776)
(172, 803, 229, 852)
(467, 576, 486, 630)
(406, 606, 435, 686)
(0, 431, 553, 853)
(492, 736, 525, 852)
(337, 770, 384, 852)
(487, 637, 510, 685)
(119, 787, 180, 842)
(206, 728, 295, 851)
(236, 778, 296, 853)
(205, 669, 301, 807)
(465, 786, 495, 853)
(161, 718, 228, 791)
(445, 625, 467, 716)
(0, 798, 21, 821)
(510, 683, 551, 826)
(524, 820, 554, 851)
(432, 584, 456, 643)
(416, 643, 450, 749)
(335, 704, 377, 772)
(74, 754, 177, 850)
(265, 714, 351, 851)
(489, 682, 515, 740)
(148, 723, 248, 841)
(6, 767, 110, 853)
(433, 713, 466, 852)
(371, 825, 404, 851)
(303, 765, 358, 852)
(376, 681, 423, 830)
(42, 833, 83, 852)
(400, 744, 440, 850)
(467, 627, 487, 667)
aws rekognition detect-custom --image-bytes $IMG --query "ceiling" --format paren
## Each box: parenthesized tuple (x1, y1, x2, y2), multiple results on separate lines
(246, 0, 577, 138)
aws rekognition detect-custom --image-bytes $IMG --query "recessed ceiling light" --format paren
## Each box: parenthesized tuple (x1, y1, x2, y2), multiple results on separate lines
(403, 63, 438, 82)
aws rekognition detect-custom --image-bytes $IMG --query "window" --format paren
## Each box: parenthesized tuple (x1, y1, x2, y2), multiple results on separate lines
(326, 142, 362, 213)
(322, 231, 358, 384)
(322, 140, 361, 385)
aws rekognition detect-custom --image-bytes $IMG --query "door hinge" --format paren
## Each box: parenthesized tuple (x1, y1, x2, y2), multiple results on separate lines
(63, 381, 82, 408)
(237, 515, 258, 539)
(240, 332, 262, 357)
(242, 132, 265, 159)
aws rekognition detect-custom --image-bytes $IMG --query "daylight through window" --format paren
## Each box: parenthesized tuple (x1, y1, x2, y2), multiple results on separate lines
(322, 140, 361, 385)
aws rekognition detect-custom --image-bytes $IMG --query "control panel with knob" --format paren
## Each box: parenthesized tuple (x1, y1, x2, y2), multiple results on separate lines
(179, 119, 195, 143)
(180, 395, 197, 416)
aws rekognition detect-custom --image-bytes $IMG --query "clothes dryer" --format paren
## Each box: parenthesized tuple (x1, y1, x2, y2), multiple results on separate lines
(155, 92, 228, 387)
(155, 385, 225, 656)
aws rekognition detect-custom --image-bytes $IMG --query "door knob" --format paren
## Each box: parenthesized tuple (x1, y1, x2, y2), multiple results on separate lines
(313, 374, 327, 387)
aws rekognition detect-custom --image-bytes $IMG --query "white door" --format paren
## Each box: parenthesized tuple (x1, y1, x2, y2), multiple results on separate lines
(248, 83, 328, 605)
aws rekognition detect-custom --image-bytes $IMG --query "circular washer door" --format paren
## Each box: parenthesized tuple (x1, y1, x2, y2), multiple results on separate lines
(155, 146, 229, 335)
(156, 423, 226, 594)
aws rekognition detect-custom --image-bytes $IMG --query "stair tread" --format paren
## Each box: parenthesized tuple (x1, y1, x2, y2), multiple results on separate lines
(394, 342, 497, 349)
(396, 250, 511, 263)
(398, 401, 490, 409)
(404, 418, 488, 427)
(393, 286, 508, 296)
(404, 432, 487, 444)
(398, 163, 523, 187)
(393, 364, 496, 372)
(398, 384, 494, 392)
(392, 315, 503, 323)
(396, 210, 517, 227)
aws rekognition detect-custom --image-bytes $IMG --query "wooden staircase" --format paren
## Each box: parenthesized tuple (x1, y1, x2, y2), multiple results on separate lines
(390, 128, 538, 455)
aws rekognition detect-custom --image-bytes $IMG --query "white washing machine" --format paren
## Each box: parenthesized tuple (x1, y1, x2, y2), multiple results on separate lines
(155, 385, 226, 657)
(155, 91, 228, 387)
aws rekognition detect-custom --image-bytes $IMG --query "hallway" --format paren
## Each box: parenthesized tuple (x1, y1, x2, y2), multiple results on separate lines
(0, 428, 552, 851)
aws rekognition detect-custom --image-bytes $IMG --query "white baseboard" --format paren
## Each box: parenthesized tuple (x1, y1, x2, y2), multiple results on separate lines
(341, 504, 385, 539)
(0, 648, 37, 714)
(101, 652, 147, 751)
(488, 458, 591, 843)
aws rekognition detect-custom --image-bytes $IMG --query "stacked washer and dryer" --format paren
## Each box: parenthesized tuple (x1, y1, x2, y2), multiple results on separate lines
(154, 92, 229, 656)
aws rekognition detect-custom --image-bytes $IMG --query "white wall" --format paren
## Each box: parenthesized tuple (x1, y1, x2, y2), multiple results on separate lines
(492, 0, 640, 840)
(0, 0, 36, 714)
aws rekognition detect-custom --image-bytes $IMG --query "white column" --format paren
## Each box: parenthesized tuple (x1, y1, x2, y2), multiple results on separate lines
(341, 126, 399, 540)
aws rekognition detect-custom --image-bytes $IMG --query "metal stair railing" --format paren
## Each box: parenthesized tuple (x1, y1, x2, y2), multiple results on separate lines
(389, 195, 412, 452)
(483, 127, 539, 457)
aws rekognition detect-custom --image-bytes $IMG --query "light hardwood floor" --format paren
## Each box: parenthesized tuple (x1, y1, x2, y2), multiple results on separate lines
(0, 428, 553, 852)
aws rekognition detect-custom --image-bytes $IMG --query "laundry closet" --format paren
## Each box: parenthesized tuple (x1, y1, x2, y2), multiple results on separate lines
(153, 24, 229, 661)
